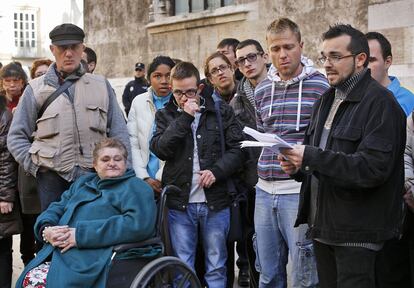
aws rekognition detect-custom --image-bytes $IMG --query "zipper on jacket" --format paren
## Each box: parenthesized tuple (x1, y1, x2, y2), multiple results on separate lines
(310, 96, 323, 230)
(312, 96, 346, 230)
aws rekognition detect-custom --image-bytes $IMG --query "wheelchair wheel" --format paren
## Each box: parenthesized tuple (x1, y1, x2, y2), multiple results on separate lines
(129, 256, 202, 288)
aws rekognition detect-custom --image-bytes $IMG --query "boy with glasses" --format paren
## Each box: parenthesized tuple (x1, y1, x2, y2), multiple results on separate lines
(229, 39, 269, 287)
(253, 18, 329, 288)
(150, 61, 243, 288)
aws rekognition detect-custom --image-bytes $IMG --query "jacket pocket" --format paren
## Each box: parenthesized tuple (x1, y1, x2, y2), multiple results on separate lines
(29, 143, 57, 169)
(331, 126, 362, 153)
(35, 113, 59, 139)
(86, 105, 107, 134)
(331, 126, 361, 141)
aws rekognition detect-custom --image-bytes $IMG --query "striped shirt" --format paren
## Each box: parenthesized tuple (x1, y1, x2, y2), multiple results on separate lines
(255, 68, 329, 181)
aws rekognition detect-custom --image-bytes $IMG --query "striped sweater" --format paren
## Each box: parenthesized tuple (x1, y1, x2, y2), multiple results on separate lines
(255, 56, 330, 181)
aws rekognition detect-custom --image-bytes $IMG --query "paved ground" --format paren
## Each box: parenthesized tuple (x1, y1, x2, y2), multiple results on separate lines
(12, 235, 24, 286)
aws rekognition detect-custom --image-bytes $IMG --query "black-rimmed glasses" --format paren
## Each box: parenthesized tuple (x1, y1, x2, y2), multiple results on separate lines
(173, 88, 198, 99)
(235, 52, 264, 67)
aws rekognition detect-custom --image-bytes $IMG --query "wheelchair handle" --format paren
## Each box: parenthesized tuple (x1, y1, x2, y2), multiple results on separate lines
(156, 185, 182, 238)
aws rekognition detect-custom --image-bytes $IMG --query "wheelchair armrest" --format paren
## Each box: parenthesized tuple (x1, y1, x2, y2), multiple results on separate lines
(113, 237, 163, 253)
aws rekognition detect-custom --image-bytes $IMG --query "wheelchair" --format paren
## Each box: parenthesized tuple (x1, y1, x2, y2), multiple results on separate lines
(106, 185, 202, 288)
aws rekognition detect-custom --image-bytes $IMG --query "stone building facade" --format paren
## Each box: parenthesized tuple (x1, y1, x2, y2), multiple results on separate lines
(84, 0, 413, 87)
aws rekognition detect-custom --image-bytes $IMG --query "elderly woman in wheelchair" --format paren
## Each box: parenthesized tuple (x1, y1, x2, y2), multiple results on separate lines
(16, 138, 157, 287)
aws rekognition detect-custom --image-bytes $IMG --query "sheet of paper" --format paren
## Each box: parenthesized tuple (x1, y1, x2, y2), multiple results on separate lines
(240, 140, 292, 154)
(241, 127, 294, 152)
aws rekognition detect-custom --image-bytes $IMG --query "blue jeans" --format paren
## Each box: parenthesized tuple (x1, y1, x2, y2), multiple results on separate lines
(254, 187, 318, 288)
(36, 170, 71, 211)
(168, 203, 229, 288)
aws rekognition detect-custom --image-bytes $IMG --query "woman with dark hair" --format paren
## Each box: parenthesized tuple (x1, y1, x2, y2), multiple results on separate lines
(0, 94, 20, 288)
(0, 62, 27, 112)
(127, 55, 175, 194)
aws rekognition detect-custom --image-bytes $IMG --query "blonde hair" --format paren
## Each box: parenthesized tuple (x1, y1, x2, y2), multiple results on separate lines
(266, 18, 301, 42)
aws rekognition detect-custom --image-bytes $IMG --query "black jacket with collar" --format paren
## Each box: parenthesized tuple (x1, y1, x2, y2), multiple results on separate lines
(230, 77, 261, 187)
(294, 70, 406, 243)
(150, 94, 244, 211)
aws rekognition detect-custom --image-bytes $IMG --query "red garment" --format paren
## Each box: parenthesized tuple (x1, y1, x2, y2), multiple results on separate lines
(6, 95, 20, 111)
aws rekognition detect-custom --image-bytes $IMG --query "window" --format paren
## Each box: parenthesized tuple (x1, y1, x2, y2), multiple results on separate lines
(173, 0, 233, 16)
(14, 10, 37, 48)
(175, 0, 206, 15)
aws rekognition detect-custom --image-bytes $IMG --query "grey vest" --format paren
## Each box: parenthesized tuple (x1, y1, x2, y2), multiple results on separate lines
(28, 74, 109, 174)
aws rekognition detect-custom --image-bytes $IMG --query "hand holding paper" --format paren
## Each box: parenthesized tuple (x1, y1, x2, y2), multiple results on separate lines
(280, 145, 305, 170)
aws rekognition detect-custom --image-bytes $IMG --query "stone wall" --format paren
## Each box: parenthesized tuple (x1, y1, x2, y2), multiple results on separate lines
(84, 0, 413, 88)
(84, 0, 152, 78)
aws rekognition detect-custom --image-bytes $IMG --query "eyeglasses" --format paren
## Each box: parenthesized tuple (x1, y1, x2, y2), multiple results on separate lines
(235, 52, 264, 67)
(173, 88, 198, 99)
(318, 54, 357, 65)
(209, 64, 231, 77)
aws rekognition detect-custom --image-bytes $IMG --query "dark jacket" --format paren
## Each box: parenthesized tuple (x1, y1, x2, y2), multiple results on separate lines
(230, 77, 261, 187)
(150, 94, 244, 211)
(122, 77, 149, 116)
(0, 99, 21, 239)
(294, 71, 406, 243)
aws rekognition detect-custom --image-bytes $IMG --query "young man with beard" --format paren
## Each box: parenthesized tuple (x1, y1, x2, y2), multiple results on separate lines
(254, 18, 329, 288)
(280, 24, 406, 288)
(150, 61, 243, 287)
(229, 39, 269, 287)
